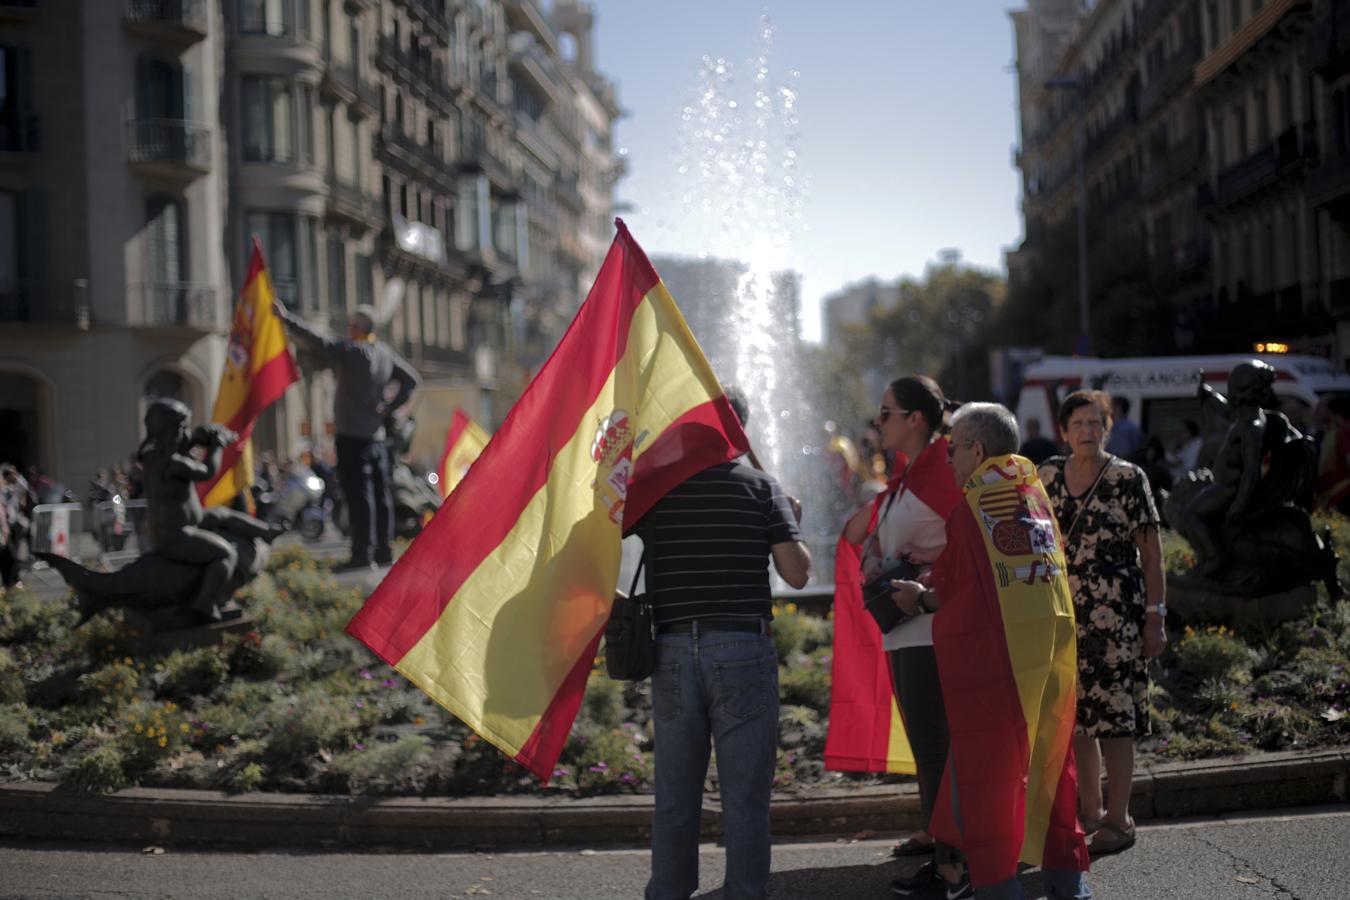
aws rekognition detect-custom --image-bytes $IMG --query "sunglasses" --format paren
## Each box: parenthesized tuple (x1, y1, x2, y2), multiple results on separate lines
(947, 439, 977, 460)
(878, 406, 912, 423)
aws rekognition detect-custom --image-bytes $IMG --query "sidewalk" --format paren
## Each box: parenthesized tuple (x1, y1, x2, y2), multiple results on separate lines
(2, 748, 1346, 850)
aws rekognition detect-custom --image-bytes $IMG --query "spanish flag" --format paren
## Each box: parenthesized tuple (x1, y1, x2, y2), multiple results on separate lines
(346, 221, 749, 780)
(929, 454, 1088, 887)
(198, 238, 300, 507)
(824, 439, 962, 775)
(438, 408, 490, 498)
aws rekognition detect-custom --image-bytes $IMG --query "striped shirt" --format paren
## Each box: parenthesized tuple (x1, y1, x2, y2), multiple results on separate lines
(635, 458, 801, 627)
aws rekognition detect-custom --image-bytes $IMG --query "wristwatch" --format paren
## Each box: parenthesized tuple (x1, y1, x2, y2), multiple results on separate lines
(1145, 603, 1167, 616)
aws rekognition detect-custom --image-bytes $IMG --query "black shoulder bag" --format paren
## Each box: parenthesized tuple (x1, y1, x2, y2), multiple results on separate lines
(604, 524, 656, 681)
(858, 489, 920, 635)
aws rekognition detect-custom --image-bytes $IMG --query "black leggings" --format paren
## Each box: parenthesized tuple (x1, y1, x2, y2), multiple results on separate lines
(890, 644, 962, 867)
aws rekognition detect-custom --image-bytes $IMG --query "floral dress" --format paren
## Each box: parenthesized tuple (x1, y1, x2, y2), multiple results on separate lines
(1039, 456, 1159, 738)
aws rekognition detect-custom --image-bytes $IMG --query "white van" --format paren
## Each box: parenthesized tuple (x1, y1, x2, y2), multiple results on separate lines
(1015, 354, 1350, 447)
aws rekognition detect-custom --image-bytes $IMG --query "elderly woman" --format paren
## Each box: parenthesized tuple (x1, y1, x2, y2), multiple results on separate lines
(1038, 390, 1166, 855)
(842, 375, 966, 897)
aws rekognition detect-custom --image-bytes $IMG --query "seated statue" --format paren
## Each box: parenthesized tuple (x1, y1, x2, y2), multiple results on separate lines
(1165, 360, 1339, 597)
(40, 399, 283, 630)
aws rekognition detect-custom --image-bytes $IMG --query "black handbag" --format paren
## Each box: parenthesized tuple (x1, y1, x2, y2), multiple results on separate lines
(605, 536, 655, 681)
(861, 557, 920, 635)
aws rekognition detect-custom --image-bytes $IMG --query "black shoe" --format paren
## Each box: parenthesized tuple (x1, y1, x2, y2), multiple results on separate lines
(333, 558, 375, 573)
(890, 861, 939, 896)
(373, 548, 394, 566)
(938, 872, 972, 900)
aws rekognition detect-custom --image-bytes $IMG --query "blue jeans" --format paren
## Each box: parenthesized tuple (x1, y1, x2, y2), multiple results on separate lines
(646, 629, 779, 900)
(977, 870, 1092, 899)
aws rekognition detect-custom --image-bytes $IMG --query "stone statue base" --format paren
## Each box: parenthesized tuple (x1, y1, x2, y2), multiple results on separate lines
(122, 607, 256, 656)
(1166, 575, 1316, 629)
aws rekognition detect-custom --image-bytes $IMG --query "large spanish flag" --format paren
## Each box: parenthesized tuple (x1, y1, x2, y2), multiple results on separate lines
(438, 408, 490, 499)
(929, 454, 1088, 887)
(824, 440, 961, 774)
(346, 221, 749, 780)
(198, 238, 300, 507)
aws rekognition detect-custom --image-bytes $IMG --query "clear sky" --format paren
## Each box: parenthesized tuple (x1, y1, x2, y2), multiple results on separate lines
(587, 1, 1024, 341)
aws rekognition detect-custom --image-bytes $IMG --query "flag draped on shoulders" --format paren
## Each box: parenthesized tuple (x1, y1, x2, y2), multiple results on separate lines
(824, 439, 962, 774)
(199, 238, 300, 507)
(438, 408, 490, 499)
(346, 220, 749, 781)
(928, 454, 1088, 888)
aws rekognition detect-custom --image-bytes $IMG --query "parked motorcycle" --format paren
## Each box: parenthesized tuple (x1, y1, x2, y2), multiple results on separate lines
(269, 465, 328, 543)
(88, 479, 129, 553)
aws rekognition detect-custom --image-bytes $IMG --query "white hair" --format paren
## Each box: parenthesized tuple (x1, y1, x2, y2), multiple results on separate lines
(950, 402, 1019, 457)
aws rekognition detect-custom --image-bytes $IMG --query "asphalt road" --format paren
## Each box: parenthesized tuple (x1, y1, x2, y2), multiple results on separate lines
(2, 805, 1346, 899)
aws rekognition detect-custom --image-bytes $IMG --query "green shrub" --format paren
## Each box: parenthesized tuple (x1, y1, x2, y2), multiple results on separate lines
(1160, 530, 1196, 576)
(327, 735, 434, 795)
(0, 646, 24, 704)
(232, 761, 265, 793)
(1171, 625, 1256, 683)
(0, 702, 33, 751)
(771, 609, 830, 658)
(260, 688, 361, 773)
(75, 659, 141, 716)
(154, 646, 230, 700)
(116, 700, 189, 773)
(568, 725, 651, 793)
(0, 589, 68, 644)
(60, 743, 128, 793)
(580, 675, 625, 730)
(778, 650, 832, 711)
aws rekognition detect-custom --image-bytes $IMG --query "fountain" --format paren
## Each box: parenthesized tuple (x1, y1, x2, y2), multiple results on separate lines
(642, 14, 841, 591)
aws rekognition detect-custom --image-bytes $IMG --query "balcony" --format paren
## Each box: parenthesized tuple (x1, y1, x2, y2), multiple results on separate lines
(1139, 45, 1198, 117)
(127, 283, 219, 330)
(1211, 126, 1312, 209)
(325, 173, 383, 229)
(1308, 0, 1350, 79)
(458, 136, 516, 192)
(1196, 0, 1312, 86)
(1307, 145, 1350, 210)
(554, 175, 583, 212)
(404, 0, 449, 45)
(376, 35, 454, 111)
(376, 123, 453, 189)
(123, 0, 208, 44)
(1142, 135, 1202, 198)
(125, 118, 211, 178)
(0, 109, 39, 154)
(321, 56, 380, 117)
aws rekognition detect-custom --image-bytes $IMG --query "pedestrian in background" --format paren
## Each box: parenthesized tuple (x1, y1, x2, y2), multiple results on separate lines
(275, 303, 420, 571)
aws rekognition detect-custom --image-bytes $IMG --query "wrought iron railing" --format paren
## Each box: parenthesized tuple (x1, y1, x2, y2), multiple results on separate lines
(124, 0, 206, 30)
(128, 282, 219, 329)
(125, 118, 211, 169)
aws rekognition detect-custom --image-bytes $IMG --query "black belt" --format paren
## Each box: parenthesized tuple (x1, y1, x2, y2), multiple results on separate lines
(656, 618, 768, 635)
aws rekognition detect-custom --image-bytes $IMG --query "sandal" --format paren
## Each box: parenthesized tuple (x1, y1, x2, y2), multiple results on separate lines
(890, 834, 935, 857)
(1088, 819, 1136, 856)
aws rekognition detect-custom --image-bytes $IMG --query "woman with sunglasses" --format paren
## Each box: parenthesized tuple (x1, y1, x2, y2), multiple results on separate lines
(842, 375, 969, 898)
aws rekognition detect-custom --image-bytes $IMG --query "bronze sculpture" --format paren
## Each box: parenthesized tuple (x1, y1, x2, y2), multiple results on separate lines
(40, 399, 282, 631)
(1166, 360, 1340, 599)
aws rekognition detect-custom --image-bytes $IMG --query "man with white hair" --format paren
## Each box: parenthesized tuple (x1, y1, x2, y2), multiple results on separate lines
(889, 403, 1091, 899)
(275, 302, 420, 570)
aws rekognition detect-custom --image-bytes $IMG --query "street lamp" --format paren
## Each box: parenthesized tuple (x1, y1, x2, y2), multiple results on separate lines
(1045, 75, 1090, 355)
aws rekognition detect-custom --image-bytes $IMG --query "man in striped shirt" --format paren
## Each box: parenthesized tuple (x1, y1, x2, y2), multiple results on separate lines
(637, 389, 811, 900)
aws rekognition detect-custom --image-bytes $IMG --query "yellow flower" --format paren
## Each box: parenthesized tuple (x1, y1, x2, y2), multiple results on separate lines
(134, 724, 144, 734)
(785, 602, 798, 615)
(180, 723, 191, 733)
(158, 737, 168, 747)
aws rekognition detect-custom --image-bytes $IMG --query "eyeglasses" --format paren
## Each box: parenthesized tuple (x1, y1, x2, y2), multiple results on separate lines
(947, 439, 977, 460)
(878, 406, 912, 423)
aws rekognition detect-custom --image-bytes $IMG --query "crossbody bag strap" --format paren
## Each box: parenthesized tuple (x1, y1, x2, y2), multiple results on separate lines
(858, 487, 901, 576)
(1065, 455, 1115, 545)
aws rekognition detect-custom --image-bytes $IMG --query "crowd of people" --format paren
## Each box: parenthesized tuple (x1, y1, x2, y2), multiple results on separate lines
(638, 373, 1198, 900)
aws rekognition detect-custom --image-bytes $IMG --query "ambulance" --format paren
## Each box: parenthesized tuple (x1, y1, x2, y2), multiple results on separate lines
(1014, 354, 1350, 445)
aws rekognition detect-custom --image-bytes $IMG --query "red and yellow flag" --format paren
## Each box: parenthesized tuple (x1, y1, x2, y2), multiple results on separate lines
(438, 408, 490, 499)
(823, 533, 915, 774)
(929, 454, 1088, 887)
(198, 238, 300, 507)
(346, 221, 749, 780)
(824, 439, 962, 775)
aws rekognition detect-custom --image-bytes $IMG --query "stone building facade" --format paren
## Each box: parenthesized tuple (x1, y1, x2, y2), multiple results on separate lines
(0, 0, 622, 488)
(1008, 0, 1350, 364)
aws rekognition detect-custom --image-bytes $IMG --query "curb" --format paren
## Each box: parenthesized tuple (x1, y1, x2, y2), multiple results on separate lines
(2, 748, 1347, 849)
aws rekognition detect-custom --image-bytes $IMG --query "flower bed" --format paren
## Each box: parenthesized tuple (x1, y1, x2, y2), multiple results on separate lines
(3, 523, 1349, 797)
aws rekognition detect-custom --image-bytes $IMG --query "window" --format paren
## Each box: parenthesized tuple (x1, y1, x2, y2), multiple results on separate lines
(1229, 0, 1243, 34)
(0, 44, 34, 153)
(240, 0, 291, 36)
(355, 253, 372, 310)
(1254, 86, 1268, 146)
(1232, 101, 1247, 161)
(350, 18, 361, 77)
(0, 191, 19, 315)
(327, 234, 346, 312)
(301, 84, 316, 165)
(147, 197, 185, 288)
(246, 211, 297, 307)
(242, 76, 293, 162)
